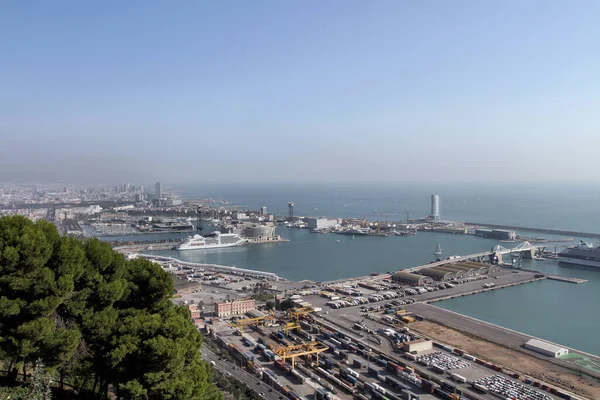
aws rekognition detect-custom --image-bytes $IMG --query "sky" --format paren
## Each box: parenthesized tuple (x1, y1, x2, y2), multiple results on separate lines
(1, 1, 599, 184)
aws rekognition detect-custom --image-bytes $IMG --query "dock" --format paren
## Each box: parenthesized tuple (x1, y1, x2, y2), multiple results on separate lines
(547, 275, 588, 284)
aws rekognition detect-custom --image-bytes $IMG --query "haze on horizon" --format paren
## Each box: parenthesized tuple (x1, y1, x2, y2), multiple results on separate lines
(1, 1, 599, 185)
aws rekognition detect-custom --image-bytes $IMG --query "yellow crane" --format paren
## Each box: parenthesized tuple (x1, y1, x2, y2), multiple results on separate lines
(227, 309, 275, 335)
(287, 307, 314, 322)
(282, 321, 301, 336)
(273, 341, 329, 369)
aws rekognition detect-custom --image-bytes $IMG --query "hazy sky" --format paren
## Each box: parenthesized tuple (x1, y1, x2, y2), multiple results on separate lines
(1, 1, 599, 184)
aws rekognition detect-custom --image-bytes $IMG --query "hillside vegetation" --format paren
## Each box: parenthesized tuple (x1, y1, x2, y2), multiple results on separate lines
(0, 216, 221, 400)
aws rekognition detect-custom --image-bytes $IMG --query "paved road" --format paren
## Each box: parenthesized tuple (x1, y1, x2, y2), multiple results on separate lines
(201, 346, 283, 400)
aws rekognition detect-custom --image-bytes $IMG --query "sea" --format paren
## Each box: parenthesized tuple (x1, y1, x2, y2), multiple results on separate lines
(106, 183, 600, 355)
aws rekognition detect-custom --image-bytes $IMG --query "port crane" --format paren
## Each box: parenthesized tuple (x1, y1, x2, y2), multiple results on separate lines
(273, 341, 329, 369)
(287, 307, 314, 322)
(227, 309, 275, 335)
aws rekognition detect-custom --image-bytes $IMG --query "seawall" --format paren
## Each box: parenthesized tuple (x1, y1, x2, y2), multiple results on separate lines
(465, 222, 600, 239)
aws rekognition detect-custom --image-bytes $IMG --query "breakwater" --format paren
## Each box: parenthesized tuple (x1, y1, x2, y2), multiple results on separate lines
(465, 222, 600, 239)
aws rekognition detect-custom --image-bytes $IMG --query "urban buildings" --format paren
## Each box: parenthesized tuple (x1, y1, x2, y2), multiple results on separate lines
(288, 202, 294, 221)
(214, 299, 256, 317)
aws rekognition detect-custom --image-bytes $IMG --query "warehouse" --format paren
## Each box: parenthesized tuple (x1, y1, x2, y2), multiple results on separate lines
(491, 229, 517, 240)
(459, 261, 490, 275)
(435, 265, 468, 279)
(402, 339, 433, 353)
(419, 268, 454, 281)
(524, 339, 568, 358)
(392, 271, 433, 286)
(443, 263, 478, 276)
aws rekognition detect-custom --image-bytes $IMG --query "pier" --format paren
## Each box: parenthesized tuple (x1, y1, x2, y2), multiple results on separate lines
(465, 221, 600, 239)
(138, 254, 283, 280)
(547, 275, 588, 284)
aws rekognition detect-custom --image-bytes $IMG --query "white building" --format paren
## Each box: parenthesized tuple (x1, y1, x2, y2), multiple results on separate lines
(524, 339, 568, 358)
(402, 340, 433, 353)
(307, 218, 339, 230)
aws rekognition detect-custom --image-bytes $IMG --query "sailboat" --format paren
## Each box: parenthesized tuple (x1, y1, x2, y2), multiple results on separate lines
(434, 242, 443, 259)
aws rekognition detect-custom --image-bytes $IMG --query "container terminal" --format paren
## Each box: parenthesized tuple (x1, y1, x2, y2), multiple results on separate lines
(130, 246, 598, 400)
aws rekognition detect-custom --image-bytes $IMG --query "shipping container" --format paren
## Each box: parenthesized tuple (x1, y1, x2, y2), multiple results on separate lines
(377, 358, 388, 367)
(400, 389, 420, 400)
(368, 366, 379, 377)
(451, 373, 467, 383)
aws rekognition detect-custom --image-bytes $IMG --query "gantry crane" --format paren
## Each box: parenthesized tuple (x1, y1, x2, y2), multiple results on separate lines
(273, 341, 329, 369)
(282, 321, 301, 336)
(287, 307, 314, 322)
(227, 309, 275, 335)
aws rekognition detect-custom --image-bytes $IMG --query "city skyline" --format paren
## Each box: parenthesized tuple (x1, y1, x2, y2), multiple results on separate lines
(2, 2, 600, 184)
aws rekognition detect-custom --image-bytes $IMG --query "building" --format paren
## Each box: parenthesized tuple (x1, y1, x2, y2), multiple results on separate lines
(174, 280, 200, 295)
(155, 181, 163, 201)
(288, 202, 294, 221)
(188, 304, 201, 319)
(392, 271, 433, 286)
(260, 206, 268, 216)
(419, 267, 454, 281)
(441, 263, 477, 277)
(402, 339, 433, 353)
(307, 217, 339, 230)
(241, 224, 276, 238)
(524, 339, 568, 358)
(431, 195, 440, 222)
(214, 299, 256, 317)
(474, 228, 493, 237)
(490, 229, 517, 241)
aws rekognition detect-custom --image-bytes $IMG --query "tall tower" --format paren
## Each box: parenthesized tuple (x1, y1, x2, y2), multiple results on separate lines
(288, 202, 294, 221)
(431, 195, 440, 221)
(155, 182, 163, 206)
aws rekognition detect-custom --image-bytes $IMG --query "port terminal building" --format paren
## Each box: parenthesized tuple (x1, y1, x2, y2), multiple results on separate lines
(214, 299, 256, 317)
(307, 217, 339, 230)
(524, 339, 568, 358)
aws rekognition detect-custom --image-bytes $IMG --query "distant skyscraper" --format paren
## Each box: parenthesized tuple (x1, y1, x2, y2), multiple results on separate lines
(288, 202, 294, 221)
(260, 206, 268, 216)
(155, 181, 163, 203)
(431, 195, 440, 221)
(139, 185, 144, 194)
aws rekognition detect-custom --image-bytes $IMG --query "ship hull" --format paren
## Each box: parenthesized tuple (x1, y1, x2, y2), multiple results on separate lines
(557, 257, 600, 268)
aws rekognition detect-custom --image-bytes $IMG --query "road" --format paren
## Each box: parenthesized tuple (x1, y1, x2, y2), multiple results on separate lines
(201, 346, 283, 400)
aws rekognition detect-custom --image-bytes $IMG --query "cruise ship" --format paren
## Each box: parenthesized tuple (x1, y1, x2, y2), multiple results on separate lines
(176, 231, 247, 251)
(557, 241, 600, 268)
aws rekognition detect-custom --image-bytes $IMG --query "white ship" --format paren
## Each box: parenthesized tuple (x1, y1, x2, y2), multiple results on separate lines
(176, 231, 247, 251)
(557, 241, 600, 268)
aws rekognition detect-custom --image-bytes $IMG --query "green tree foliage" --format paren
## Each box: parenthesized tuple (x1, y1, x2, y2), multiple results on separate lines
(0, 216, 221, 400)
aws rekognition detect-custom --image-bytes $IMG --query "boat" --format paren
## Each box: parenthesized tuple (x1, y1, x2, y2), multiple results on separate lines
(557, 241, 600, 268)
(335, 240, 341, 243)
(434, 242, 443, 258)
(176, 231, 247, 250)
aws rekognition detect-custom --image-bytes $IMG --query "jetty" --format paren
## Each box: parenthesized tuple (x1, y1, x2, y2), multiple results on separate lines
(547, 275, 588, 284)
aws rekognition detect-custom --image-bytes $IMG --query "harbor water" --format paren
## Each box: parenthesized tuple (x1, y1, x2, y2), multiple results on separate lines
(121, 183, 600, 355)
